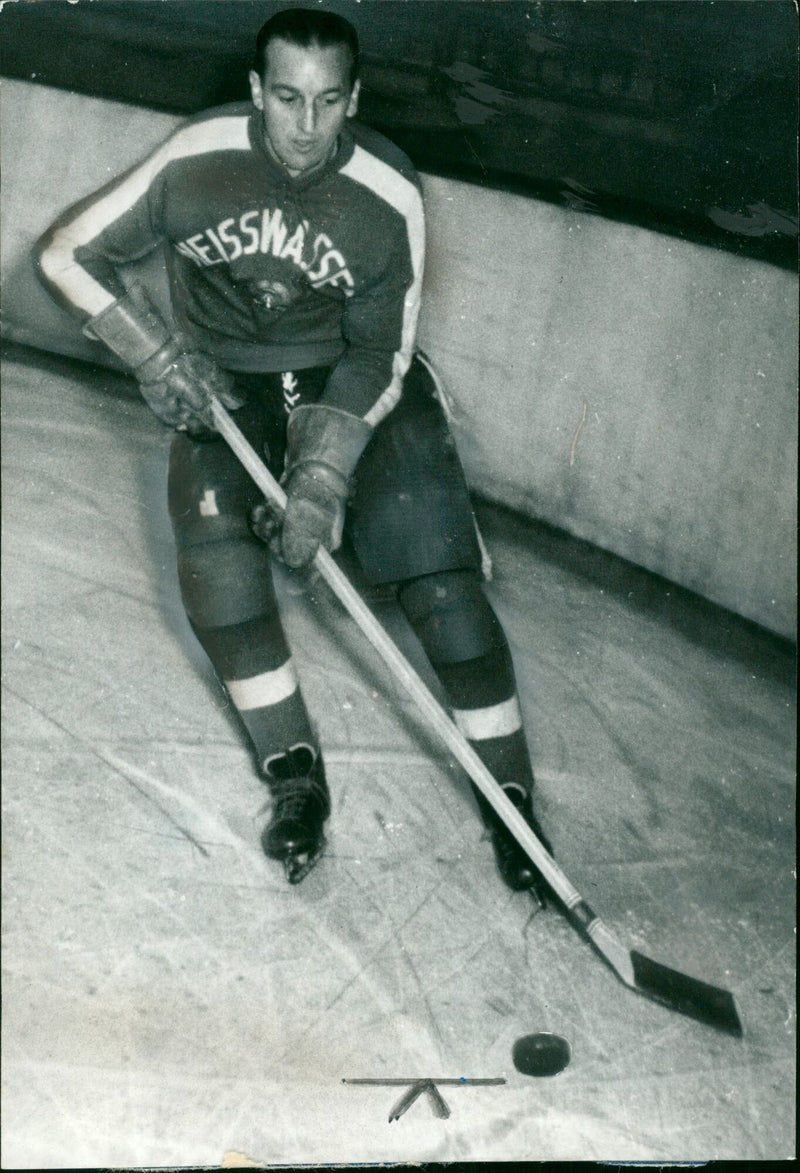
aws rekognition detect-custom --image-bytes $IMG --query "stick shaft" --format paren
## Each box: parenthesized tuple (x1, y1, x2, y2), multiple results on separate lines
(211, 398, 634, 985)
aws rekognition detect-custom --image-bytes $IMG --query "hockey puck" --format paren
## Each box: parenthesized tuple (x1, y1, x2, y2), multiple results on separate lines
(512, 1032, 571, 1077)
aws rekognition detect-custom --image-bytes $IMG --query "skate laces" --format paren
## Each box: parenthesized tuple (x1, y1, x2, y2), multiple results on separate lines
(271, 774, 326, 822)
(262, 745, 329, 823)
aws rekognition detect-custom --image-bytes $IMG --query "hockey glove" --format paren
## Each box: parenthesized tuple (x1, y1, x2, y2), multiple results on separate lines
(85, 283, 243, 437)
(255, 403, 372, 569)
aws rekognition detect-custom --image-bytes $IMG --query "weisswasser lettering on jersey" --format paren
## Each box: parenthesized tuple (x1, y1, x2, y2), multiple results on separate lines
(37, 106, 425, 419)
(175, 205, 355, 293)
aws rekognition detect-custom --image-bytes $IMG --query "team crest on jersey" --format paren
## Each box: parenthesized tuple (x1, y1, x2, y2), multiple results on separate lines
(247, 278, 297, 312)
(174, 206, 355, 295)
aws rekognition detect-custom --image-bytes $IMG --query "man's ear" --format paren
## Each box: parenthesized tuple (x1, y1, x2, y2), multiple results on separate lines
(346, 79, 360, 119)
(249, 69, 264, 111)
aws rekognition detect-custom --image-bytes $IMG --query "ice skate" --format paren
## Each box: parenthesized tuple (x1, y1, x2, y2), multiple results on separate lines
(261, 748, 331, 884)
(473, 784, 553, 904)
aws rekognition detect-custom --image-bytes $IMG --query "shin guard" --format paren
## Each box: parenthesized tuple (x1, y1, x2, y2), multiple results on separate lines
(397, 569, 536, 794)
(398, 569, 551, 897)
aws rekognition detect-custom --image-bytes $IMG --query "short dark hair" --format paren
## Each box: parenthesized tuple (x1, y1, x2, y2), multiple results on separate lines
(253, 8, 360, 90)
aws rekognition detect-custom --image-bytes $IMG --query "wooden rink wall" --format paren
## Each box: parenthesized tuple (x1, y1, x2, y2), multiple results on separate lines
(2, 79, 796, 639)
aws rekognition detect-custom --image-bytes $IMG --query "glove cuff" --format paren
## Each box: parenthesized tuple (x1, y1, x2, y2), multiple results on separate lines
(286, 404, 372, 480)
(83, 283, 173, 372)
(291, 460, 350, 501)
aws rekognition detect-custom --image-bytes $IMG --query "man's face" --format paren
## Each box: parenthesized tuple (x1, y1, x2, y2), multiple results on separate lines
(249, 38, 359, 176)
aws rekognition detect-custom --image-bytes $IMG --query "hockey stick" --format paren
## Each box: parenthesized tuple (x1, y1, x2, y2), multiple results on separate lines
(210, 396, 743, 1037)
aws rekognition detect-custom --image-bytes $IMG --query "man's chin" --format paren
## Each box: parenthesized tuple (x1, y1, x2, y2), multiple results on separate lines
(288, 151, 325, 173)
(263, 128, 334, 176)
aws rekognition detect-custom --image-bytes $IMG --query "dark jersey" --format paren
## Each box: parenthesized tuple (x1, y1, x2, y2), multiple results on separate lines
(37, 103, 425, 426)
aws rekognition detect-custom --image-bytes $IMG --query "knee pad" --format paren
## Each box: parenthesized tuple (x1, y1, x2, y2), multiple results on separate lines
(169, 434, 277, 630)
(177, 533, 276, 630)
(397, 569, 504, 665)
(168, 427, 261, 538)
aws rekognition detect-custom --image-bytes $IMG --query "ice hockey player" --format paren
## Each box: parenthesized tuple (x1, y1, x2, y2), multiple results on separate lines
(35, 7, 553, 894)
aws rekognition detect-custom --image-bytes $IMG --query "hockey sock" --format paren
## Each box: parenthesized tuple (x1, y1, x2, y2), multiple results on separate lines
(396, 569, 535, 795)
(190, 613, 317, 776)
(168, 425, 320, 779)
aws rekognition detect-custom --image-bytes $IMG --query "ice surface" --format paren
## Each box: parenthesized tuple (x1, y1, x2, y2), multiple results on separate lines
(1, 344, 795, 1165)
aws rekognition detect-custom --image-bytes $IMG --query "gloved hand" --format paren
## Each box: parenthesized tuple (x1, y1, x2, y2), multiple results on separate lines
(251, 403, 372, 569)
(279, 460, 351, 568)
(249, 498, 280, 548)
(85, 283, 243, 437)
(137, 340, 243, 438)
(249, 465, 347, 566)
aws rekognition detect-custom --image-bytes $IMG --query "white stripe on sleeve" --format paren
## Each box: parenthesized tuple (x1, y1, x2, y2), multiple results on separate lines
(38, 116, 251, 317)
(340, 146, 425, 428)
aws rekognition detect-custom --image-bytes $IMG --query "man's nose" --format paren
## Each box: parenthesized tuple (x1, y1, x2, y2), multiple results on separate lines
(300, 102, 317, 134)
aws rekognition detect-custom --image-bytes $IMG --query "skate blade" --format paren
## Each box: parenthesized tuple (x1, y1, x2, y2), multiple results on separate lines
(283, 843, 325, 885)
(527, 884, 547, 914)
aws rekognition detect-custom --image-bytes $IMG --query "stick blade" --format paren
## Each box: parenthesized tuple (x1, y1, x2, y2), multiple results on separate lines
(631, 950, 743, 1036)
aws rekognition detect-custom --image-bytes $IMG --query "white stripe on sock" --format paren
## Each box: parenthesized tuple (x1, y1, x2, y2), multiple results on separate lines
(226, 661, 299, 711)
(452, 695, 523, 741)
